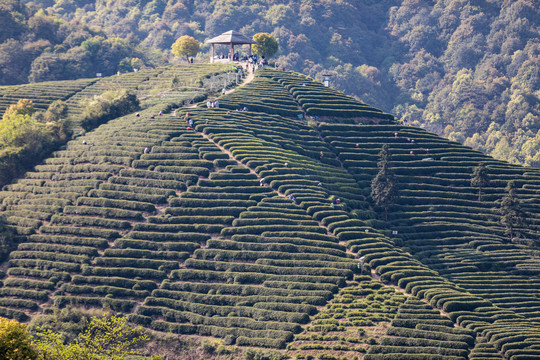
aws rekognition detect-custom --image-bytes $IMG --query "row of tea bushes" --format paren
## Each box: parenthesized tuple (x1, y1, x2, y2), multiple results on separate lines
(128, 108, 371, 348)
(64, 68, 162, 124)
(0, 78, 97, 118)
(136, 64, 233, 107)
(193, 94, 540, 357)
(0, 68, 538, 356)
(213, 74, 302, 117)
(187, 101, 484, 356)
(259, 69, 394, 121)
(58, 128, 238, 311)
(136, 191, 355, 348)
(0, 109, 192, 316)
(0, 109, 173, 235)
(447, 271, 540, 321)
(317, 122, 540, 358)
(288, 276, 407, 359)
(365, 297, 475, 360)
(320, 123, 540, 273)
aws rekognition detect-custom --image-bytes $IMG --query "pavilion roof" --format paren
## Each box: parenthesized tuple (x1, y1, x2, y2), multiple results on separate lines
(206, 30, 256, 45)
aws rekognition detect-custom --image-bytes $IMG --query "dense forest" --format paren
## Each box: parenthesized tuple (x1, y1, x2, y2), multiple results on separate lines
(2, 0, 539, 166)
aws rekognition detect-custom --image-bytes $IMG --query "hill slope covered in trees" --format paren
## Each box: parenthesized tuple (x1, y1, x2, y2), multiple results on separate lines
(0, 67, 539, 359)
(3, 0, 538, 167)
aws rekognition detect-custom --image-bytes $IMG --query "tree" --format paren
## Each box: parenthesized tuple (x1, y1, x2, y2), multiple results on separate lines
(252, 33, 279, 59)
(0, 317, 37, 360)
(34, 315, 157, 360)
(81, 90, 139, 131)
(44, 100, 68, 123)
(471, 163, 490, 201)
(3, 99, 35, 121)
(371, 145, 398, 221)
(500, 180, 526, 243)
(0, 113, 50, 149)
(171, 35, 199, 61)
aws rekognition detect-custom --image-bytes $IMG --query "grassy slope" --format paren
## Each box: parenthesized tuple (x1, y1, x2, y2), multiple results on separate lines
(0, 67, 538, 359)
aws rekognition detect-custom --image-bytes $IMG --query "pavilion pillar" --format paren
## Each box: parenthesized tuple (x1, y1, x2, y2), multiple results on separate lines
(249, 44, 252, 56)
(230, 43, 234, 61)
(211, 44, 215, 63)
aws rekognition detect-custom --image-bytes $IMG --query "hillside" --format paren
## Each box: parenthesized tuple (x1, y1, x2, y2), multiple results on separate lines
(0, 67, 539, 359)
(6, 0, 538, 168)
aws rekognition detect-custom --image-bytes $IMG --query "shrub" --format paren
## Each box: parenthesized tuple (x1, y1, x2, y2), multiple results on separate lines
(80, 90, 139, 130)
(0, 317, 37, 360)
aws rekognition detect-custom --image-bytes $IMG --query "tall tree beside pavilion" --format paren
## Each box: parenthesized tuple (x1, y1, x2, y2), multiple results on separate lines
(171, 35, 200, 62)
(252, 33, 279, 59)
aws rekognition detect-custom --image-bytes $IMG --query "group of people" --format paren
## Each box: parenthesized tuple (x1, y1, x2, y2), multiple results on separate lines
(206, 100, 220, 108)
(185, 112, 194, 130)
(330, 198, 341, 208)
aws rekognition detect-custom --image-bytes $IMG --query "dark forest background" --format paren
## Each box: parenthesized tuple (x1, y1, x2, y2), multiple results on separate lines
(1, 0, 538, 166)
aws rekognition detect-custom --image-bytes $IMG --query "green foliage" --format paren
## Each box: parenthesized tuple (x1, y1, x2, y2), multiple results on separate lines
(80, 90, 139, 130)
(3, 99, 36, 120)
(28, 307, 106, 344)
(171, 36, 200, 61)
(371, 145, 398, 220)
(470, 163, 490, 201)
(33, 315, 156, 360)
(0, 2, 146, 84)
(0, 109, 64, 187)
(0, 317, 37, 360)
(253, 33, 279, 59)
(499, 180, 526, 243)
(43, 100, 68, 123)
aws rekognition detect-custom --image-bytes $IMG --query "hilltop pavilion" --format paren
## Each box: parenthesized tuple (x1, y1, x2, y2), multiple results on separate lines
(206, 30, 256, 63)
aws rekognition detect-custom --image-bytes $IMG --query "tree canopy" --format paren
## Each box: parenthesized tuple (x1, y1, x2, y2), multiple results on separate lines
(3, 99, 36, 121)
(0, 317, 37, 360)
(471, 163, 490, 201)
(371, 145, 398, 221)
(252, 33, 279, 59)
(500, 180, 526, 243)
(171, 35, 200, 61)
(34, 315, 156, 360)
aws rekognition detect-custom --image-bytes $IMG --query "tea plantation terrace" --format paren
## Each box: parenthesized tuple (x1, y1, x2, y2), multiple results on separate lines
(0, 67, 538, 359)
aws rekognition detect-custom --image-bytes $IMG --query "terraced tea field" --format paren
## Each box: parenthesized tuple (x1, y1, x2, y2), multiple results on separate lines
(0, 64, 233, 130)
(0, 67, 538, 359)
